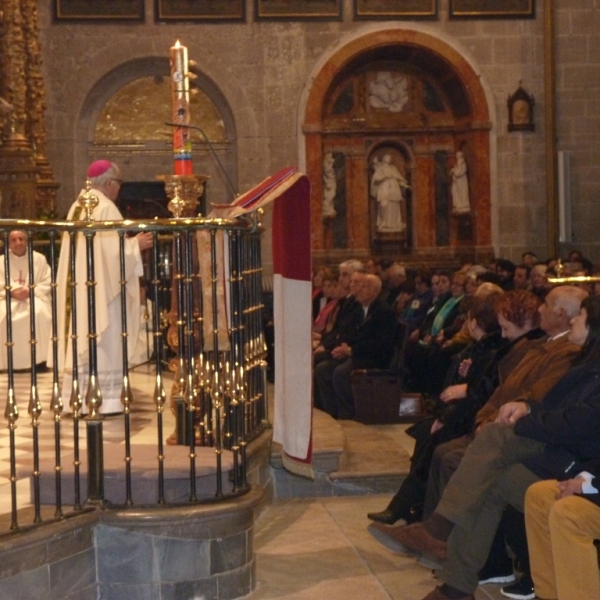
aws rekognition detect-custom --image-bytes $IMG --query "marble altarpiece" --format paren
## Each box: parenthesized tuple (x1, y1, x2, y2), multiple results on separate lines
(305, 32, 493, 269)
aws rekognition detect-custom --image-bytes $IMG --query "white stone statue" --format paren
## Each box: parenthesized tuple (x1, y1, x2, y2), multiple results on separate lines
(322, 152, 337, 219)
(370, 154, 410, 233)
(450, 151, 471, 214)
(369, 72, 408, 113)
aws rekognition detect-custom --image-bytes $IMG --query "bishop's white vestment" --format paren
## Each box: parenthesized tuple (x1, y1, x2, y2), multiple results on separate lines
(53, 189, 143, 414)
(0, 250, 52, 370)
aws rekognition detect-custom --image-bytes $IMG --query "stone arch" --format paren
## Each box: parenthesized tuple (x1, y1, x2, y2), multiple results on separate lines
(74, 56, 237, 205)
(302, 28, 493, 265)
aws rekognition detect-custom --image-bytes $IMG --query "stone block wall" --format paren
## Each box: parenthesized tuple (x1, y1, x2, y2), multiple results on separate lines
(34, 0, 600, 263)
(0, 489, 264, 600)
(555, 1, 600, 261)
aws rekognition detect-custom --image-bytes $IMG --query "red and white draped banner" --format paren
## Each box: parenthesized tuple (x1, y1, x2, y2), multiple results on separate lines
(212, 167, 313, 476)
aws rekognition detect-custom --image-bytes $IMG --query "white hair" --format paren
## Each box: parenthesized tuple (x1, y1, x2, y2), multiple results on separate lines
(552, 285, 588, 320)
(339, 259, 364, 274)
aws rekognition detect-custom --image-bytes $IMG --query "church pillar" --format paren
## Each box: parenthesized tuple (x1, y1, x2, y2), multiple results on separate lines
(470, 129, 492, 251)
(305, 131, 324, 251)
(344, 146, 368, 252)
(413, 151, 435, 250)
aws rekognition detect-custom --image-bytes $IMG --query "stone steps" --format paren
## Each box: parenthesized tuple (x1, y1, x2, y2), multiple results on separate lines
(29, 444, 236, 506)
(270, 409, 412, 498)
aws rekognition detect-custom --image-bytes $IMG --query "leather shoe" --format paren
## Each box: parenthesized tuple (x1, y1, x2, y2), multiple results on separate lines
(379, 522, 447, 561)
(367, 509, 400, 525)
(421, 586, 474, 600)
(367, 523, 418, 556)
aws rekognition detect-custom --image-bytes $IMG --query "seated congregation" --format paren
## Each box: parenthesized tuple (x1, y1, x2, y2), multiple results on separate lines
(311, 253, 600, 600)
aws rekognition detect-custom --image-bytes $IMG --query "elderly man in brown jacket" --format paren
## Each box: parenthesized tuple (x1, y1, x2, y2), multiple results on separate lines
(422, 285, 588, 516)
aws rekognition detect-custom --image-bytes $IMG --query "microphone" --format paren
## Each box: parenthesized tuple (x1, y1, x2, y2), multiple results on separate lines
(165, 122, 238, 199)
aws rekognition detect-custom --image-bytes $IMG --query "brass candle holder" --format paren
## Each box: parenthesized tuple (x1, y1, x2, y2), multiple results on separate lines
(156, 174, 209, 217)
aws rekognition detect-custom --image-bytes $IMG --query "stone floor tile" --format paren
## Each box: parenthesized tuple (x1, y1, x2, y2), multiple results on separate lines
(250, 495, 507, 600)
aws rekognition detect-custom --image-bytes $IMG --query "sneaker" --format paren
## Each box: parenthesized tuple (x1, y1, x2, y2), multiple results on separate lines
(479, 556, 515, 585)
(501, 575, 535, 600)
(479, 573, 516, 586)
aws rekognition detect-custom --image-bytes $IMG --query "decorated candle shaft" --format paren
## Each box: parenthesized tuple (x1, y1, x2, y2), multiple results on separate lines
(170, 40, 193, 175)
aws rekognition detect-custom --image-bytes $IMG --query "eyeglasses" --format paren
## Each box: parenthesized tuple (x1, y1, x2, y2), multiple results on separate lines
(111, 178, 124, 185)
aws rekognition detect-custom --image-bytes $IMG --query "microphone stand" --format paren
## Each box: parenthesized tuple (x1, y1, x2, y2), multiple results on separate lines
(165, 122, 238, 201)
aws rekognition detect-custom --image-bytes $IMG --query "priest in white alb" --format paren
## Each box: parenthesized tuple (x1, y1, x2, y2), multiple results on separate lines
(52, 160, 153, 414)
(0, 230, 52, 371)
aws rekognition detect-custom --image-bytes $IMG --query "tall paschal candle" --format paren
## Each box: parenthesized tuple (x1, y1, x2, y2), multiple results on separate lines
(170, 40, 193, 175)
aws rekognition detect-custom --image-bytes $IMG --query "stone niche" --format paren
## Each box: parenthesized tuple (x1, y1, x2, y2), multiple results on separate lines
(305, 29, 493, 269)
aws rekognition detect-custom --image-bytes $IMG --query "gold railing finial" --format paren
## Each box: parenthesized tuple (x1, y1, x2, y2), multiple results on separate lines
(77, 179, 99, 222)
(555, 259, 564, 279)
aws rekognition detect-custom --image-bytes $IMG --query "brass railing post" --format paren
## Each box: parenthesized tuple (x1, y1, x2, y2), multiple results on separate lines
(0, 211, 268, 533)
(83, 224, 105, 505)
(119, 231, 134, 506)
(26, 232, 43, 523)
(151, 231, 167, 505)
(48, 230, 64, 519)
(3, 230, 19, 530)
(79, 185, 105, 506)
(68, 230, 83, 511)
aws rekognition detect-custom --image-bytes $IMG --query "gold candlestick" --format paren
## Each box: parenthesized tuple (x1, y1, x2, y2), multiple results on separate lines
(156, 173, 208, 218)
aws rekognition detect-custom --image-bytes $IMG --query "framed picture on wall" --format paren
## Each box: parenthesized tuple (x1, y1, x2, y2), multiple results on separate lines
(255, 0, 342, 20)
(54, 0, 145, 20)
(156, 0, 245, 21)
(354, 0, 437, 20)
(449, 0, 535, 18)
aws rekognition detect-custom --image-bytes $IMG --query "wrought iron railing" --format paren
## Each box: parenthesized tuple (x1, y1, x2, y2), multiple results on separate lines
(0, 212, 268, 535)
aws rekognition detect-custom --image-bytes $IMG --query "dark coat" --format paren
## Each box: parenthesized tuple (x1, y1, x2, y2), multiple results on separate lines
(573, 457, 600, 507)
(438, 329, 545, 437)
(320, 295, 362, 352)
(312, 290, 325, 320)
(515, 360, 600, 480)
(437, 331, 508, 436)
(417, 291, 452, 337)
(348, 297, 398, 369)
(406, 331, 508, 480)
(401, 288, 434, 332)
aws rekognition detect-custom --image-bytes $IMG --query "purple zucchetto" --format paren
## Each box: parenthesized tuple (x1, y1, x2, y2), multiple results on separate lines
(87, 160, 112, 178)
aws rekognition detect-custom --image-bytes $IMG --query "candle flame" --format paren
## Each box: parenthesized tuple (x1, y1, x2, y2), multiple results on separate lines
(174, 40, 181, 48)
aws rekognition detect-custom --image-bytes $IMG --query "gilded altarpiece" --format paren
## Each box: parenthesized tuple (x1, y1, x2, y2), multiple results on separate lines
(304, 32, 492, 267)
(0, 0, 58, 218)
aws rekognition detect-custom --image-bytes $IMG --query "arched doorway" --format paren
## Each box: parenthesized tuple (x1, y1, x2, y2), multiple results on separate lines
(303, 29, 492, 266)
(74, 57, 237, 210)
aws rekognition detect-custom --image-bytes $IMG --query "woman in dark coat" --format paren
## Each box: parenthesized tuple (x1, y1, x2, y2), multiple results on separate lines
(368, 290, 543, 525)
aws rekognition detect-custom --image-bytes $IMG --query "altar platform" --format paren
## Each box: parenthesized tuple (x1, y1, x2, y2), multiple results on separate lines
(0, 367, 511, 600)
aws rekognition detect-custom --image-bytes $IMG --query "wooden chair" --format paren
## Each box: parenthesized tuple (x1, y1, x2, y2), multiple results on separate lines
(350, 321, 425, 424)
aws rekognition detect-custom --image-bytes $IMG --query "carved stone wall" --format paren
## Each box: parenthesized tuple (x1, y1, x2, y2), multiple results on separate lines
(32, 0, 600, 263)
(304, 30, 493, 267)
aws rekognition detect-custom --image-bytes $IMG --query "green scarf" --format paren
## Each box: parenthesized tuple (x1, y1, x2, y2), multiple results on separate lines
(431, 295, 463, 337)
